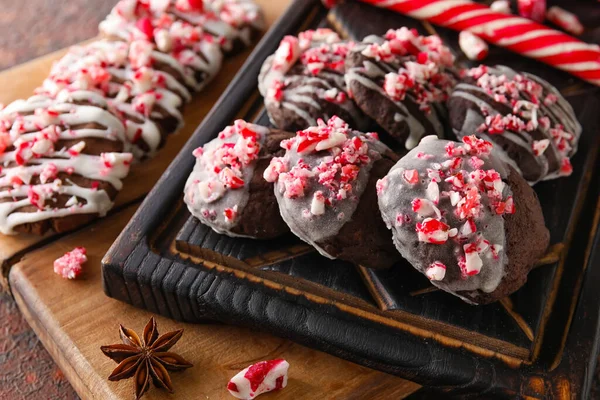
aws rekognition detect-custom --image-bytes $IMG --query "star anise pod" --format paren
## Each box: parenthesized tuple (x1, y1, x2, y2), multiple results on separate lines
(100, 317, 193, 399)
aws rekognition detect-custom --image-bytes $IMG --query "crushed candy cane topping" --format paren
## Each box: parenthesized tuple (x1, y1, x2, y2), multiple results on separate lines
(265, 116, 377, 208)
(209, 0, 265, 30)
(454, 65, 581, 182)
(227, 359, 289, 400)
(205, 120, 261, 189)
(184, 120, 269, 233)
(377, 135, 515, 297)
(53, 247, 87, 279)
(361, 28, 455, 113)
(300, 35, 352, 76)
(100, 0, 258, 53)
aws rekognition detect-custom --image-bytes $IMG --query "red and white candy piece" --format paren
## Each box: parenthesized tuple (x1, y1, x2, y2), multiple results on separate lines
(547, 6, 584, 36)
(416, 218, 451, 244)
(227, 359, 289, 400)
(463, 243, 483, 276)
(426, 261, 446, 281)
(458, 31, 488, 61)
(517, 0, 546, 23)
(53, 247, 87, 280)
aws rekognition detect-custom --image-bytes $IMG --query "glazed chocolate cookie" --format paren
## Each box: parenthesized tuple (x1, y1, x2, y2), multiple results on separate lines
(39, 40, 198, 158)
(448, 65, 581, 183)
(184, 120, 292, 239)
(345, 28, 456, 149)
(377, 135, 549, 304)
(0, 96, 132, 235)
(264, 116, 400, 269)
(100, 0, 262, 56)
(258, 29, 368, 132)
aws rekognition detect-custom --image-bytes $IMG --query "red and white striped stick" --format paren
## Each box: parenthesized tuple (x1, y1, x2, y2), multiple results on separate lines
(358, 0, 600, 86)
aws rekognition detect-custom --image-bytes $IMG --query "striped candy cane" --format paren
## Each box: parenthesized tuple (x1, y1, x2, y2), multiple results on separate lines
(359, 0, 600, 86)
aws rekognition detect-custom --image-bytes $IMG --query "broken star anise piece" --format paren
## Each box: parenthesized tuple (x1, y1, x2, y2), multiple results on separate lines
(100, 317, 193, 399)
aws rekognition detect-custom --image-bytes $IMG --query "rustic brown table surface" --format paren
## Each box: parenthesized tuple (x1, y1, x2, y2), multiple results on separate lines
(1, 1, 599, 400)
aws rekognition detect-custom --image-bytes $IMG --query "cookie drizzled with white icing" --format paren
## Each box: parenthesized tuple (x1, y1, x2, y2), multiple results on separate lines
(38, 40, 195, 158)
(100, 1, 224, 89)
(0, 97, 133, 235)
(100, 0, 260, 55)
(345, 28, 456, 149)
(185, 120, 270, 236)
(258, 29, 368, 132)
(377, 135, 517, 303)
(264, 116, 398, 268)
(448, 65, 581, 183)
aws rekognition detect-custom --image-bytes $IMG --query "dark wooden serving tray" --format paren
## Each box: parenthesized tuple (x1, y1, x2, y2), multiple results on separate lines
(102, 1, 600, 397)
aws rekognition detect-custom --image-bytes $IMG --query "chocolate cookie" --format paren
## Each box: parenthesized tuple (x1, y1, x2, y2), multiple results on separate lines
(184, 120, 292, 239)
(448, 65, 581, 183)
(345, 28, 456, 149)
(100, 0, 262, 56)
(264, 116, 400, 269)
(0, 96, 133, 235)
(99, 0, 224, 90)
(39, 40, 199, 158)
(377, 135, 549, 304)
(258, 29, 368, 133)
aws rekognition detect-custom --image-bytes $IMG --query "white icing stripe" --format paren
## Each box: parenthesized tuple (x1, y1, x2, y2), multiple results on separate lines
(2, 98, 126, 145)
(0, 184, 113, 235)
(0, 152, 130, 190)
(281, 102, 317, 127)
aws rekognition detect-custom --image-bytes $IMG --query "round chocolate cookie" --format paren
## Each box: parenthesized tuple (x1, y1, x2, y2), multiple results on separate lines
(377, 135, 549, 304)
(258, 29, 368, 133)
(344, 28, 456, 150)
(264, 116, 400, 269)
(184, 120, 292, 239)
(448, 65, 581, 184)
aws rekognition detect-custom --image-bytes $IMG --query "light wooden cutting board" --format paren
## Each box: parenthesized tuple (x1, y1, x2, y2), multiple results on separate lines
(2, 1, 421, 398)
